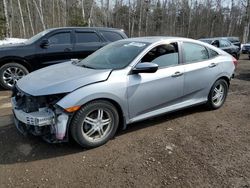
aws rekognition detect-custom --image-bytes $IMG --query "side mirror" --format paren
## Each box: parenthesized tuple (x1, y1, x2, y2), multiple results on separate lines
(211, 40, 219, 48)
(132, 63, 158, 74)
(40, 39, 49, 48)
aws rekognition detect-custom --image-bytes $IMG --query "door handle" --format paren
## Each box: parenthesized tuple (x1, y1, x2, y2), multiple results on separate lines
(208, 63, 217, 68)
(171, 71, 183, 77)
(64, 48, 72, 52)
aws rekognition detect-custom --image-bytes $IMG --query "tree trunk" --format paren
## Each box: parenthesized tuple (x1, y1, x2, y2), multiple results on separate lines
(128, 0, 131, 36)
(81, 0, 85, 21)
(3, 0, 10, 37)
(106, 0, 110, 27)
(145, 0, 150, 36)
(242, 0, 250, 43)
(9, 0, 13, 37)
(17, 0, 26, 37)
(52, 0, 55, 26)
(131, 13, 135, 37)
(138, 0, 143, 37)
(26, 0, 35, 36)
(187, 0, 192, 37)
(227, 0, 234, 36)
(243, 21, 250, 43)
(33, 0, 46, 30)
(57, 0, 61, 27)
(88, 0, 95, 27)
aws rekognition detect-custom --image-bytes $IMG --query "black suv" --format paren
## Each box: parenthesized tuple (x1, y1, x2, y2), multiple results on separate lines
(222, 37, 241, 50)
(199, 37, 240, 60)
(0, 27, 127, 89)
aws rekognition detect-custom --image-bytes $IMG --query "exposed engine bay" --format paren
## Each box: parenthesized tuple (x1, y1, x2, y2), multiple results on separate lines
(11, 86, 70, 143)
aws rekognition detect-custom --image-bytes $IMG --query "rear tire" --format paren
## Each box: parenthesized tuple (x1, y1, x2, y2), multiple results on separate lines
(0, 62, 29, 90)
(70, 100, 119, 148)
(206, 79, 228, 110)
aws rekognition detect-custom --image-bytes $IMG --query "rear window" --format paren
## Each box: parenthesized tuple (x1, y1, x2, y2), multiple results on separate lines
(100, 31, 123, 42)
(75, 32, 100, 43)
(182, 42, 209, 63)
(207, 48, 219, 58)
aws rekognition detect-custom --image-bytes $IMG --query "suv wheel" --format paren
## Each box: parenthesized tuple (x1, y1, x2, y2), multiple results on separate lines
(0, 63, 29, 89)
(70, 100, 119, 148)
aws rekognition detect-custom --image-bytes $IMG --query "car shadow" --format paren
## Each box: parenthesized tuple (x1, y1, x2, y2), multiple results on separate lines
(235, 72, 250, 81)
(0, 105, 208, 165)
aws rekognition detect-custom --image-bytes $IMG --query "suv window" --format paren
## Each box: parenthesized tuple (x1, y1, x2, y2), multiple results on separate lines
(75, 32, 100, 43)
(220, 40, 231, 47)
(100, 31, 123, 42)
(182, 42, 209, 63)
(48, 32, 71, 45)
(141, 43, 179, 68)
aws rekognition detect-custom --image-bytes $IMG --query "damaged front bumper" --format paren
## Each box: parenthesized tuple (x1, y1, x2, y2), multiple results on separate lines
(11, 97, 70, 143)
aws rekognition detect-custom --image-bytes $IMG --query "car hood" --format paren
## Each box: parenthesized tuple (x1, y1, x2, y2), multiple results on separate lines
(17, 61, 112, 96)
(0, 43, 26, 49)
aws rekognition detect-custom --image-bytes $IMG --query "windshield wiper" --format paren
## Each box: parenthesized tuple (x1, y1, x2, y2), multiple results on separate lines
(71, 59, 95, 69)
(81, 64, 95, 69)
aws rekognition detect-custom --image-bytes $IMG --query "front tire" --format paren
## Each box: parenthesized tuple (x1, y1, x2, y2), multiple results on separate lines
(0, 62, 29, 90)
(70, 100, 119, 148)
(207, 79, 228, 110)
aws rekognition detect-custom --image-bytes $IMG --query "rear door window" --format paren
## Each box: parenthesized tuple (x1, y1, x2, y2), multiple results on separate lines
(219, 40, 231, 47)
(100, 31, 123, 42)
(75, 32, 101, 43)
(182, 42, 209, 63)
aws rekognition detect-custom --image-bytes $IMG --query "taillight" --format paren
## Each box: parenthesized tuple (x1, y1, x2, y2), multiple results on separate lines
(232, 57, 238, 67)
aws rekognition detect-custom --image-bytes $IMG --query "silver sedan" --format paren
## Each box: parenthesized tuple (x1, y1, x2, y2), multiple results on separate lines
(12, 37, 236, 148)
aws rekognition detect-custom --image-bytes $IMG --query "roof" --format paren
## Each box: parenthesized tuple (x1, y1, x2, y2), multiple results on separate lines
(121, 36, 198, 44)
(199, 37, 237, 41)
(46, 27, 124, 32)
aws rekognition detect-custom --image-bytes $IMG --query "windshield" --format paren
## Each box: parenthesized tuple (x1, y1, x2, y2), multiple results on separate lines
(25, 30, 51, 44)
(77, 40, 150, 69)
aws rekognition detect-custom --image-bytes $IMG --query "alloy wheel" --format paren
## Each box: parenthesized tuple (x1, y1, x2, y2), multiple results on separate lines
(82, 108, 112, 142)
(2, 66, 26, 87)
(212, 83, 225, 107)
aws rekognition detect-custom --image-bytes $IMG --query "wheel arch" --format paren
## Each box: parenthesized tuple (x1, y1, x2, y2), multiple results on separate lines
(80, 98, 126, 131)
(0, 57, 32, 72)
(216, 75, 230, 87)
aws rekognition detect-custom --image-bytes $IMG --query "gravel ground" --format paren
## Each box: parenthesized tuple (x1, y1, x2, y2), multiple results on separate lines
(0, 55, 249, 188)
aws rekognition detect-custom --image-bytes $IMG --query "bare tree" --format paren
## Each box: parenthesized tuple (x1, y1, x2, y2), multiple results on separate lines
(138, 0, 143, 36)
(17, 0, 26, 37)
(3, 0, 10, 37)
(227, 0, 234, 36)
(26, 0, 35, 36)
(88, 0, 95, 26)
(242, 0, 250, 43)
(81, 0, 86, 20)
(57, 0, 61, 27)
(33, 0, 46, 30)
(0, 0, 249, 42)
